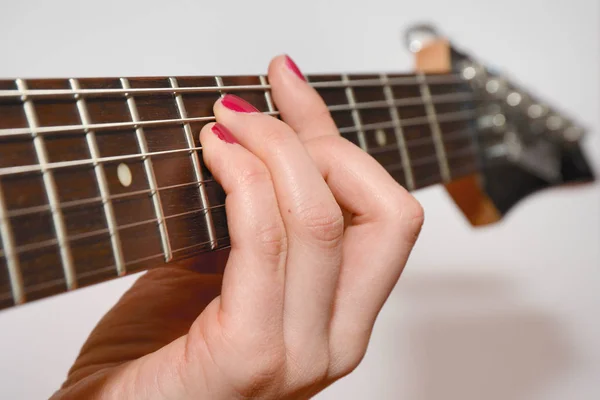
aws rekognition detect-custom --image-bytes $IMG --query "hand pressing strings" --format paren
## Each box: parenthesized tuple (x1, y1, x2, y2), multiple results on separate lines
(52, 55, 424, 400)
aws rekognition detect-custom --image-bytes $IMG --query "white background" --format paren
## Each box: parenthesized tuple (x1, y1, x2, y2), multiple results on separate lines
(0, 0, 598, 399)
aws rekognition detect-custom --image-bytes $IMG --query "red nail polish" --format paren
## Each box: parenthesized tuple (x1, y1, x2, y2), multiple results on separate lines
(211, 123, 238, 144)
(284, 55, 306, 81)
(221, 94, 259, 113)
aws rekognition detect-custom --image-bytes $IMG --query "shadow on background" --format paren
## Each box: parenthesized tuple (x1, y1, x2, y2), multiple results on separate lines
(399, 273, 577, 400)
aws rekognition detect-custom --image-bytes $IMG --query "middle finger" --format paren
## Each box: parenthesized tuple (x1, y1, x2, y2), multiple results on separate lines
(213, 95, 344, 367)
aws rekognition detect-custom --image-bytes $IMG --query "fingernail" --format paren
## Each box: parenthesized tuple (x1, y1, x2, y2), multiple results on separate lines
(284, 55, 306, 81)
(221, 94, 259, 113)
(211, 123, 238, 144)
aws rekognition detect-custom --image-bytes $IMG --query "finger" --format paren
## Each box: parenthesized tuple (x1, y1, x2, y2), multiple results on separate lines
(267, 54, 339, 141)
(304, 136, 424, 377)
(213, 96, 344, 365)
(198, 122, 286, 338)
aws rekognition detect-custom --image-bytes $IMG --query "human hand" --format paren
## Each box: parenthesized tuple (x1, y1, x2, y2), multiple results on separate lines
(53, 55, 424, 399)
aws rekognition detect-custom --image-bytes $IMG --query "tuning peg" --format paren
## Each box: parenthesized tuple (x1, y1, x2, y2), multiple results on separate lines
(404, 23, 441, 53)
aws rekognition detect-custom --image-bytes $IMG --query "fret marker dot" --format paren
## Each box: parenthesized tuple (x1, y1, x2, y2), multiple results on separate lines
(117, 163, 133, 187)
(375, 129, 387, 147)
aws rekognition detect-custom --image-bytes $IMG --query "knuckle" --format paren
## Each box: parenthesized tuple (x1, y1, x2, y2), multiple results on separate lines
(255, 222, 288, 262)
(331, 348, 367, 380)
(329, 337, 369, 381)
(238, 349, 286, 395)
(236, 163, 271, 188)
(286, 346, 330, 389)
(297, 204, 344, 247)
(261, 125, 293, 150)
(386, 188, 425, 241)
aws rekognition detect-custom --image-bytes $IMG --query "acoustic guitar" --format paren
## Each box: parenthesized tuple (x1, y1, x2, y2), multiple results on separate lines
(0, 25, 594, 311)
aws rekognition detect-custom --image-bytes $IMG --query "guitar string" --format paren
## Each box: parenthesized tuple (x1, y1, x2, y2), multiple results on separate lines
(0, 141, 480, 260)
(2, 126, 478, 219)
(0, 160, 481, 300)
(0, 73, 466, 100)
(0, 93, 474, 138)
(0, 107, 476, 177)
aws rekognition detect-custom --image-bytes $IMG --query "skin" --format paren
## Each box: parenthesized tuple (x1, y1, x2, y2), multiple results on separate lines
(51, 55, 424, 400)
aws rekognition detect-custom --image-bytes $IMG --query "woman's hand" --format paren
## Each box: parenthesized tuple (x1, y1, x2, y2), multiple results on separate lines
(52, 55, 424, 399)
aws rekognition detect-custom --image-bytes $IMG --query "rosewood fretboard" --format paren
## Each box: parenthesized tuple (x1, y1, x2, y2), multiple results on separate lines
(0, 72, 479, 310)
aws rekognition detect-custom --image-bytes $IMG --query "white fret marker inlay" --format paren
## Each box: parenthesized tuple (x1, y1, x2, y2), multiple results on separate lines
(117, 163, 132, 187)
(375, 129, 387, 147)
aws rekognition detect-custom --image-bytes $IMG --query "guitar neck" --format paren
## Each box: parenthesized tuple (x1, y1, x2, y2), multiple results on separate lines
(0, 71, 480, 310)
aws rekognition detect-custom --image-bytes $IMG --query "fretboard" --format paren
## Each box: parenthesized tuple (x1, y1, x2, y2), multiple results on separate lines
(0, 72, 479, 310)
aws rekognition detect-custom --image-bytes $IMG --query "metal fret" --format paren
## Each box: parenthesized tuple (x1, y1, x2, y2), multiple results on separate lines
(341, 74, 368, 151)
(120, 78, 173, 261)
(15, 79, 77, 290)
(70, 79, 126, 275)
(0, 182, 24, 304)
(169, 77, 218, 249)
(215, 76, 225, 97)
(380, 73, 415, 190)
(259, 76, 276, 113)
(417, 73, 451, 182)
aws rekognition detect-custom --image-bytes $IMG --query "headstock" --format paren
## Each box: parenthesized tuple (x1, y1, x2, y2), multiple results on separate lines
(408, 24, 595, 222)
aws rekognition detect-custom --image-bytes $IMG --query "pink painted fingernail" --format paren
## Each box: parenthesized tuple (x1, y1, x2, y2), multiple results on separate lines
(211, 123, 238, 144)
(221, 94, 259, 113)
(284, 55, 306, 81)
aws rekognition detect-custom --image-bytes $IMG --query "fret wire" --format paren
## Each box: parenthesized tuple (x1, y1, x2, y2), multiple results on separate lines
(170, 77, 218, 250)
(15, 79, 78, 291)
(342, 74, 368, 151)
(0, 182, 25, 304)
(120, 78, 173, 262)
(418, 73, 451, 182)
(0, 96, 472, 138)
(0, 109, 478, 177)
(215, 76, 225, 97)
(0, 73, 465, 99)
(259, 75, 276, 113)
(70, 78, 126, 276)
(380, 73, 414, 190)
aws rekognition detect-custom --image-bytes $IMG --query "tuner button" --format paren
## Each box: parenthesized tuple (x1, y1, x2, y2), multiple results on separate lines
(564, 126, 583, 142)
(507, 92, 522, 107)
(486, 79, 500, 94)
(492, 114, 506, 127)
(528, 104, 545, 119)
(462, 66, 477, 80)
(404, 24, 440, 53)
(546, 115, 564, 131)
